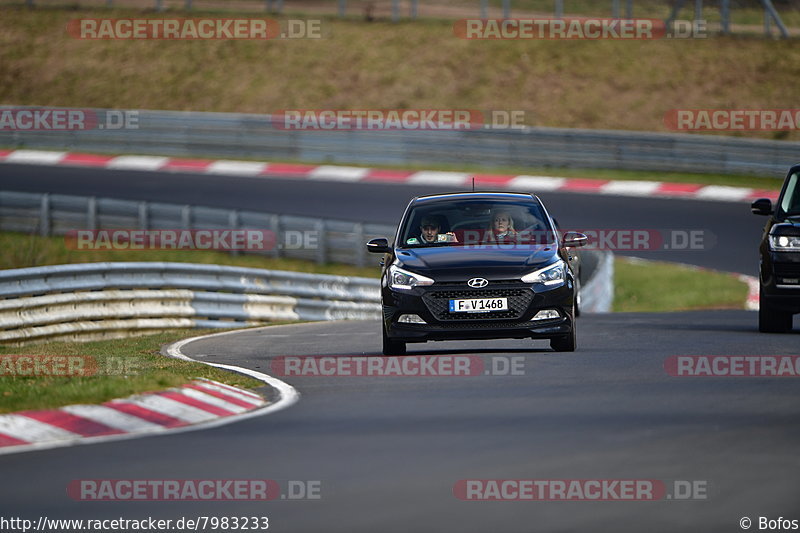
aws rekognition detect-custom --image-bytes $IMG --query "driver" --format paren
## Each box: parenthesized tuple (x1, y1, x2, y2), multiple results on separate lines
(407, 216, 458, 245)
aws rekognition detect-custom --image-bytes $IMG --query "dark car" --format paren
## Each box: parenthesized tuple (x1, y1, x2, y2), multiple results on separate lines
(752, 164, 800, 333)
(367, 192, 587, 355)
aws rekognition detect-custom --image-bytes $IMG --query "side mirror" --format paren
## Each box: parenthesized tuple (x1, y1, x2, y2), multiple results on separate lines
(751, 198, 773, 216)
(563, 231, 588, 248)
(366, 238, 391, 254)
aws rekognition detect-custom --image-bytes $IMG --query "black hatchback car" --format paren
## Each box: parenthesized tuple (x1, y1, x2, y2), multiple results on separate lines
(367, 192, 587, 354)
(752, 164, 800, 333)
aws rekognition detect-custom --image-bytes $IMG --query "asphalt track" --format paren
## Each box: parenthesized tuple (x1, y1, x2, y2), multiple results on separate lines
(0, 163, 766, 274)
(0, 314, 798, 532)
(1, 163, 797, 533)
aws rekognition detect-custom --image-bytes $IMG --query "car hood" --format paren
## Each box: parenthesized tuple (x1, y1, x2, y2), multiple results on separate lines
(394, 245, 560, 282)
(772, 221, 800, 235)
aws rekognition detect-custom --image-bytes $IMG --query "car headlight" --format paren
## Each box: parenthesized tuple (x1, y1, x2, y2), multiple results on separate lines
(521, 260, 566, 286)
(388, 265, 434, 290)
(769, 234, 800, 252)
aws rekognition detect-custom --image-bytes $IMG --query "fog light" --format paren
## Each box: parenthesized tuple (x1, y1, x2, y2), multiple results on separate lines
(532, 309, 560, 321)
(398, 314, 426, 324)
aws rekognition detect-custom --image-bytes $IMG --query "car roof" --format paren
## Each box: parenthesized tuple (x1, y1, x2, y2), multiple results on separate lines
(411, 191, 540, 204)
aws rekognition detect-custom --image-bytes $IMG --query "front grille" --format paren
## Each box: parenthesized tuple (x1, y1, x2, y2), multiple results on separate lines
(436, 320, 543, 329)
(774, 263, 800, 278)
(422, 286, 534, 321)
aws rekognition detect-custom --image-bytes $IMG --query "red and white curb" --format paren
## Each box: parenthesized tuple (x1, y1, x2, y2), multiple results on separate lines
(0, 328, 300, 456)
(0, 149, 780, 203)
(739, 274, 760, 311)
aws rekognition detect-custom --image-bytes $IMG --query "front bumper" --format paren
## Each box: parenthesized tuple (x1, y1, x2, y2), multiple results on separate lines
(761, 252, 800, 314)
(382, 280, 575, 343)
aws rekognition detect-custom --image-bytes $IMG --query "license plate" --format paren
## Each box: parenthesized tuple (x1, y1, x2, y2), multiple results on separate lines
(449, 298, 508, 313)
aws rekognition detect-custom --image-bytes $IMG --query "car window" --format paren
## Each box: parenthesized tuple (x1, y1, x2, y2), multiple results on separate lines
(399, 199, 555, 247)
(780, 172, 800, 217)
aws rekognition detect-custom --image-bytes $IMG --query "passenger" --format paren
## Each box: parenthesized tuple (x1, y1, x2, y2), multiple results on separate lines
(487, 209, 517, 241)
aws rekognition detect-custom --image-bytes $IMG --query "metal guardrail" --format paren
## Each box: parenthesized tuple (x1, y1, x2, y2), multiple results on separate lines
(1, 107, 796, 177)
(0, 255, 612, 344)
(0, 189, 613, 343)
(0, 262, 382, 344)
(579, 250, 614, 314)
(0, 190, 394, 267)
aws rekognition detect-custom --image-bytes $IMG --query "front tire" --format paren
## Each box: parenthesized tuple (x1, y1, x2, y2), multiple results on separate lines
(550, 307, 577, 352)
(759, 299, 793, 334)
(382, 326, 406, 355)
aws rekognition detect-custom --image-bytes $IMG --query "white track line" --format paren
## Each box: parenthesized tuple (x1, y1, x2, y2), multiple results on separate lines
(309, 165, 369, 181)
(178, 388, 251, 413)
(0, 415, 79, 442)
(206, 160, 267, 176)
(106, 155, 169, 171)
(61, 405, 164, 432)
(5, 150, 66, 165)
(192, 380, 263, 404)
(0, 328, 300, 456)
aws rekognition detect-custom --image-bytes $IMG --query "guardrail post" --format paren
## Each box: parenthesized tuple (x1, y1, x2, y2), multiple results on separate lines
(720, 0, 730, 34)
(338, 0, 345, 17)
(39, 194, 50, 237)
(185, 0, 192, 9)
(87, 197, 97, 230)
(480, 0, 488, 18)
(228, 210, 240, 257)
(354, 222, 365, 268)
(138, 202, 149, 230)
(181, 205, 192, 229)
(502, 0, 510, 19)
(391, 0, 399, 22)
(694, 0, 702, 24)
(271, 214, 281, 258)
(625, 0, 633, 18)
(410, 0, 417, 19)
(315, 219, 327, 264)
(612, 0, 620, 19)
(761, 0, 789, 38)
(554, 0, 563, 18)
(155, 0, 163, 11)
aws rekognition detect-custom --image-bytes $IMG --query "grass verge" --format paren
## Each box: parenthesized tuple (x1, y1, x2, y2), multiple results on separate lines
(613, 257, 748, 313)
(0, 231, 382, 278)
(0, 329, 265, 414)
(1, 6, 799, 141)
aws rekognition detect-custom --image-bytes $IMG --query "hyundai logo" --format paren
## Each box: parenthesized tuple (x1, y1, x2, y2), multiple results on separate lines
(467, 278, 489, 288)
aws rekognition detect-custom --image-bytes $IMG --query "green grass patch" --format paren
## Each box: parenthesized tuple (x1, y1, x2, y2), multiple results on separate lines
(0, 231, 383, 278)
(1, 6, 799, 142)
(0, 329, 265, 414)
(613, 257, 748, 312)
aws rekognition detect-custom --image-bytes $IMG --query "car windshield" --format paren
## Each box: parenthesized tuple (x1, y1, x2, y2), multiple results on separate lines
(398, 198, 556, 248)
(779, 171, 800, 219)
